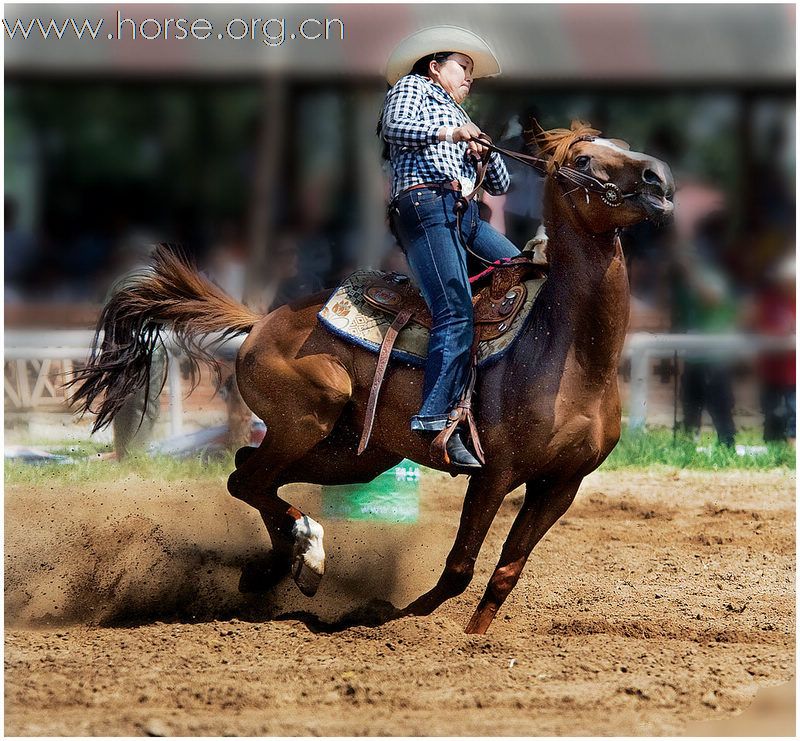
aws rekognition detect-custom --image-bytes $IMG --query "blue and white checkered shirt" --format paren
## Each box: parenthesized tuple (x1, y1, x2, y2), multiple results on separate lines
(380, 74, 510, 199)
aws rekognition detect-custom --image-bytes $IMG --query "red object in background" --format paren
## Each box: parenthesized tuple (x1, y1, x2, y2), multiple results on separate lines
(755, 290, 795, 386)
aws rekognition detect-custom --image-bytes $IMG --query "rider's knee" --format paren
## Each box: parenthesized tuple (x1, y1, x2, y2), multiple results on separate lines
(432, 287, 473, 326)
(433, 310, 473, 346)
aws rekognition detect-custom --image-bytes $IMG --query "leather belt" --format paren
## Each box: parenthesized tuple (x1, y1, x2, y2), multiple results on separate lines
(399, 180, 461, 196)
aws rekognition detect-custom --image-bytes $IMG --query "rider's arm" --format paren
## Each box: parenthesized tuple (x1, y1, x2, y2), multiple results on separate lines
(482, 151, 511, 196)
(381, 75, 443, 149)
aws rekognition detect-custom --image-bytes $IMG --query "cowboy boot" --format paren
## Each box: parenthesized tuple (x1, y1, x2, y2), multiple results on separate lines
(446, 429, 482, 468)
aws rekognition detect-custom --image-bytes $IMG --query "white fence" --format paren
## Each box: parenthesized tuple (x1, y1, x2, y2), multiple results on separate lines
(4, 330, 241, 437)
(4, 330, 795, 433)
(623, 333, 795, 429)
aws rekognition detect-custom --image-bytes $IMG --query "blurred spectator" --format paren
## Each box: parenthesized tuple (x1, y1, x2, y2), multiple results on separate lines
(269, 233, 324, 310)
(481, 110, 546, 249)
(204, 225, 322, 310)
(204, 224, 256, 451)
(748, 253, 796, 446)
(106, 235, 166, 459)
(670, 179, 738, 447)
(206, 222, 248, 301)
(292, 176, 335, 286)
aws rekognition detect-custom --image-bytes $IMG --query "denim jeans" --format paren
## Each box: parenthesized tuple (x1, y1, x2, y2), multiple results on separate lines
(391, 186, 519, 431)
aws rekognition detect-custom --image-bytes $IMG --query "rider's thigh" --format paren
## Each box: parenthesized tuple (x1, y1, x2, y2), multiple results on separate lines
(470, 207, 521, 262)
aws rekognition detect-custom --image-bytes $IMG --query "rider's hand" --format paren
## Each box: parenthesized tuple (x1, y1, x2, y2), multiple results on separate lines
(452, 123, 489, 159)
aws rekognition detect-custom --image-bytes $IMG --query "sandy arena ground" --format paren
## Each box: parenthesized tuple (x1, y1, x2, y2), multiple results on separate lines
(4, 468, 795, 736)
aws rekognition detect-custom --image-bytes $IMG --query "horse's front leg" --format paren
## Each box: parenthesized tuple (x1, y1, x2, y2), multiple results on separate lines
(465, 475, 582, 634)
(405, 474, 511, 617)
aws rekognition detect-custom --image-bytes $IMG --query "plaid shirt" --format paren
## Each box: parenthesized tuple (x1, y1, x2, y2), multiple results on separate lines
(380, 74, 510, 199)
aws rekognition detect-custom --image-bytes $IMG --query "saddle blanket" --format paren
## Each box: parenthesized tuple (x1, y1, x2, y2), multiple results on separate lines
(318, 270, 546, 367)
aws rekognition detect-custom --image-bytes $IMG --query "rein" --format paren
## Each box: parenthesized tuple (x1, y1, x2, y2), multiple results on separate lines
(453, 134, 641, 266)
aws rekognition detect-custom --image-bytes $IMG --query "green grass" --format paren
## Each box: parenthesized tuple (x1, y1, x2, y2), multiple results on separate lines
(600, 428, 796, 471)
(4, 428, 795, 486)
(4, 450, 234, 486)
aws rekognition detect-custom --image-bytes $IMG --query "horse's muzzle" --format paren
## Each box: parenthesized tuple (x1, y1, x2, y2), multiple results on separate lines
(639, 191, 674, 226)
(639, 159, 674, 226)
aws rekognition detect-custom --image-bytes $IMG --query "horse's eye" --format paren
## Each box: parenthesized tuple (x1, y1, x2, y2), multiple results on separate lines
(574, 155, 591, 169)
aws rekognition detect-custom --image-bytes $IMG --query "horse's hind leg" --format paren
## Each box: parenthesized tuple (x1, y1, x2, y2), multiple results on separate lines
(465, 476, 582, 634)
(228, 355, 353, 596)
(232, 477, 300, 594)
(229, 430, 332, 597)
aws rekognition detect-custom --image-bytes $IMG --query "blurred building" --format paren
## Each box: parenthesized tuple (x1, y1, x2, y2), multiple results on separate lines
(4, 4, 794, 308)
(3, 4, 795, 436)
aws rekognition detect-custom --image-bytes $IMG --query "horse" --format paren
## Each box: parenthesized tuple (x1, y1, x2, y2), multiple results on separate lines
(72, 121, 673, 634)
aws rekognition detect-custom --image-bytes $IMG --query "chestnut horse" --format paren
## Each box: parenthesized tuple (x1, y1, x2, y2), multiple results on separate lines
(73, 122, 673, 634)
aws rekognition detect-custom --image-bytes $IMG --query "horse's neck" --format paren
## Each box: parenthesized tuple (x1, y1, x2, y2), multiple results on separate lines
(541, 207, 630, 378)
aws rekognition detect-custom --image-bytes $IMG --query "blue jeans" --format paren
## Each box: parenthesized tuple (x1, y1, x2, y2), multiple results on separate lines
(391, 186, 519, 431)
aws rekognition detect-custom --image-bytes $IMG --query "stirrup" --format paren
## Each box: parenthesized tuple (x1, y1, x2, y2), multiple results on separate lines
(431, 404, 485, 468)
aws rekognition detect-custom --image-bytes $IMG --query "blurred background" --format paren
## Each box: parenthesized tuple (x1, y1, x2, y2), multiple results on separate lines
(4, 3, 795, 459)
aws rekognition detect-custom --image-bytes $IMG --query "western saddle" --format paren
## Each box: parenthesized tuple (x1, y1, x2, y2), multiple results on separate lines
(357, 255, 546, 465)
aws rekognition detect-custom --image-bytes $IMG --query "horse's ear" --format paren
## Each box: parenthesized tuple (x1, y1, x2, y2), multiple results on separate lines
(608, 138, 630, 150)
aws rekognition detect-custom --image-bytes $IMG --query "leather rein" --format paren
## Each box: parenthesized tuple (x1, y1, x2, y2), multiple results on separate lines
(454, 134, 641, 266)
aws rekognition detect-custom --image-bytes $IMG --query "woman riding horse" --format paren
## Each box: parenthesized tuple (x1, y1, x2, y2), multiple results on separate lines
(379, 26, 521, 468)
(71, 120, 674, 632)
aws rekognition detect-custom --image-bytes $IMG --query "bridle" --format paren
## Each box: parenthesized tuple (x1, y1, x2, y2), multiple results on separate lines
(454, 133, 643, 266)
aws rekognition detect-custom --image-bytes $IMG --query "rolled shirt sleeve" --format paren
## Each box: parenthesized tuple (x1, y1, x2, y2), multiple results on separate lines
(483, 151, 511, 196)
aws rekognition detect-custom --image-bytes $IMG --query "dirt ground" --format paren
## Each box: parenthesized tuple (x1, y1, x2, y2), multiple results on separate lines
(5, 467, 795, 736)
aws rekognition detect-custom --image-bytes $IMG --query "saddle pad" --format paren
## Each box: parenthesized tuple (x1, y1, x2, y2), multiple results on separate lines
(318, 270, 546, 367)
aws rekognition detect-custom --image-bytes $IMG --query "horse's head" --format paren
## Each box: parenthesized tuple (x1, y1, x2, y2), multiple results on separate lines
(530, 121, 674, 234)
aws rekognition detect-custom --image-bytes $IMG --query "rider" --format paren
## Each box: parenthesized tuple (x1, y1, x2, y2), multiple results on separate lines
(379, 25, 519, 468)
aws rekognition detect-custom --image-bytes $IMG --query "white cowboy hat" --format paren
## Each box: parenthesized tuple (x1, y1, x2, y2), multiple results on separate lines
(385, 25, 501, 85)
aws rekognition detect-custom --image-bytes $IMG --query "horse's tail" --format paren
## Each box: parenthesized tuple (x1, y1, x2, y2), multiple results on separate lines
(70, 243, 263, 431)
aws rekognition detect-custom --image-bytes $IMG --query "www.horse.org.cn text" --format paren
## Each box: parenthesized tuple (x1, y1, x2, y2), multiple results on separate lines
(3, 12, 345, 47)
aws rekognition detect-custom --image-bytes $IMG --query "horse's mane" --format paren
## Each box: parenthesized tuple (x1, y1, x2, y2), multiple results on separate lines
(524, 120, 602, 175)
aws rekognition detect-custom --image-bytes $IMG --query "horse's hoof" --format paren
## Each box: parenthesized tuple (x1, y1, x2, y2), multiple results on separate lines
(292, 557, 324, 597)
(291, 515, 325, 597)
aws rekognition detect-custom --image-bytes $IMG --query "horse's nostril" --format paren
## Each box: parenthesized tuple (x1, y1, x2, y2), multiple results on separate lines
(642, 168, 662, 186)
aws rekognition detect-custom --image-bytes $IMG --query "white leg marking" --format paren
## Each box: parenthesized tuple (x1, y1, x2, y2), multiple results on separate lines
(292, 515, 325, 573)
(291, 515, 325, 596)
